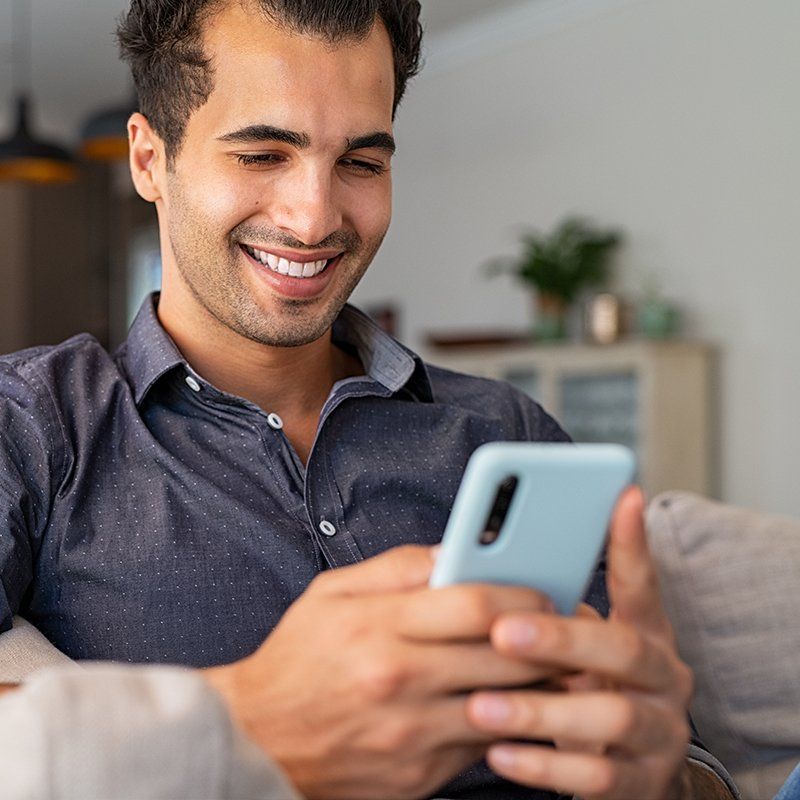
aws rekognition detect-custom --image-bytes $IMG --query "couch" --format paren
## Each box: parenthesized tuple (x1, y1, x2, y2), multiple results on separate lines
(647, 492, 800, 799)
(2, 492, 798, 799)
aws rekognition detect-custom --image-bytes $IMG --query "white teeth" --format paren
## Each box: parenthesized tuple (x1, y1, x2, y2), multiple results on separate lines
(245, 245, 332, 278)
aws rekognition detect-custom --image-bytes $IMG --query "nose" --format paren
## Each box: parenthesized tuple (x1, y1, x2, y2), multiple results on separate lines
(271, 164, 343, 246)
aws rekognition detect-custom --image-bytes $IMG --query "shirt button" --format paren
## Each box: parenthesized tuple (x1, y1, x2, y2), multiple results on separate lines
(185, 376, 201, 392)
(319, 520, 336, 537)
(267, 413, 284, 430)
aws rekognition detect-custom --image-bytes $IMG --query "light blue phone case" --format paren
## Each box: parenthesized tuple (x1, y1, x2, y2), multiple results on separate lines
(429, 442, 636, 615)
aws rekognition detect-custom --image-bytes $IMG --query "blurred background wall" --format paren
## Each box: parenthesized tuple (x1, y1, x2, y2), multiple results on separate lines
(354, 0, 800, 516)
(0, 0, 798, 515)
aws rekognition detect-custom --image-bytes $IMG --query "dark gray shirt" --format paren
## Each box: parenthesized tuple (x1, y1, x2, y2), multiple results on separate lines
(1, 294, 727, 800)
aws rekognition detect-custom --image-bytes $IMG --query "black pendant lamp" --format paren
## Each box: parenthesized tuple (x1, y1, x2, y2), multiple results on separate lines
(0, 95, 77, 183)
(79, 94, 138, 162)
(0, 0, 77, 184)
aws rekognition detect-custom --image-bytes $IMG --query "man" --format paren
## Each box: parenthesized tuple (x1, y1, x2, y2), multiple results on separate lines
(0, 0, 737, 797)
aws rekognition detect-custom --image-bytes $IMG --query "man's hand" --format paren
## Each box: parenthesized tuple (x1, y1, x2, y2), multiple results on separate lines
(466, 487, 697, 800)
(204, 545, 556, 800)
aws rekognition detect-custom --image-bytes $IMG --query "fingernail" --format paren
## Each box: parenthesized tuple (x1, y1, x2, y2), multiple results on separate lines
(472, 694, 512, 725)
(488, 745, 517, 770)
(500, 618, 538, 649)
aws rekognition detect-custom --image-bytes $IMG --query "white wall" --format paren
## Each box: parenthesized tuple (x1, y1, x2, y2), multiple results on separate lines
(352, 0, 800, 516)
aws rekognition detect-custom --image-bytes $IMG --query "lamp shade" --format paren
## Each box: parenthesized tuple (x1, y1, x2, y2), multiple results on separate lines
(0, 95, 77, 184)
(80, 98, 137, 161)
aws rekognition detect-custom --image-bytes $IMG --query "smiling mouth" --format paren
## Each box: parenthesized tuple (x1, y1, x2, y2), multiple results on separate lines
(241, 244, 337, 278)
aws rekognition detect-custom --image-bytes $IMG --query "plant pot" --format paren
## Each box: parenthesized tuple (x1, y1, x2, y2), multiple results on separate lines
(638, 299, 680, 339)
(535, 292, 568, 340)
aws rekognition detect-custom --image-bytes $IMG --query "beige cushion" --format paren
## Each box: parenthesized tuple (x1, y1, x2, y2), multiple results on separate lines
(647, 492, 800, 800)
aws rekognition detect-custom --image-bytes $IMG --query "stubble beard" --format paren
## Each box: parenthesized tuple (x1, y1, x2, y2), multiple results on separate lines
(165, 177, 385, 348)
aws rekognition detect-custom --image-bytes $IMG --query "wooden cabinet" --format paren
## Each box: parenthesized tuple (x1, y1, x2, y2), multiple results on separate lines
(421, 340, 715, 497)
(0, 163, 157, 355)
(0, 167, 110, 353)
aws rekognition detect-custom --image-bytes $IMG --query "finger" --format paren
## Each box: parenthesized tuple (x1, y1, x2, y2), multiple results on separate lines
(486, 743, 647, 800)
(414, 641, 560, 694)
(607, 487, 671, 636)
(386, 696, 497, 749)
(467, 690, 679, 755)
(557, 669, 607, 693)
(399, 583, 553, 641)
(314, 545, 436, 595)
(491, 613, 675, 692)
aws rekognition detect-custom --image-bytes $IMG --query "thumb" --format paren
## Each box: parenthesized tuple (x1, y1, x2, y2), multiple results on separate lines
(317, 544, 437, 596)
(607, 487, 671, 636)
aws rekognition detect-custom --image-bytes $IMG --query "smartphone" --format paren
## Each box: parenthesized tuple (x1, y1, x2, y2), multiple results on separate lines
(429, 442, 636, 615)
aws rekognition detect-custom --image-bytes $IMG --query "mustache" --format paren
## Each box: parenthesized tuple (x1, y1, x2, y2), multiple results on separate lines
(232, 223, 361, 253)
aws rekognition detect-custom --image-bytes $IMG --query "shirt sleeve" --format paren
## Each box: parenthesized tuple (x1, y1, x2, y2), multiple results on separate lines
(0, 360, 64, 633)
(0, 663, 303, 800)
(505, 383, 572, 445)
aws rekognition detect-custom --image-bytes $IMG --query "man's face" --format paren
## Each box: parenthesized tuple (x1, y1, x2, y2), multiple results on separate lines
(157, 2, 395, 347)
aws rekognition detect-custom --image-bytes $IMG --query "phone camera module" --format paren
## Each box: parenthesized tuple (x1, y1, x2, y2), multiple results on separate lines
(479, 476, 518, 547)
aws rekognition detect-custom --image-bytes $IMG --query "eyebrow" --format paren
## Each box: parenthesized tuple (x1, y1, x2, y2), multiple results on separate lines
(346, 132, 396, 155)
(217, 125, 395, 155)
(217, 125, 310, 148)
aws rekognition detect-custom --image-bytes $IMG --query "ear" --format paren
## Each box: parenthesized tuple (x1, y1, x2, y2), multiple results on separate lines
(128, 112, 165, 203)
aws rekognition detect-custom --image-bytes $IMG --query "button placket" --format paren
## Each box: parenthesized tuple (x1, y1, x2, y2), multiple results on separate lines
(304, 432, 366, 568)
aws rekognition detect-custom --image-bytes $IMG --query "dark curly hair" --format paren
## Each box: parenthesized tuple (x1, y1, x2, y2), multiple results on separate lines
(117, 0, 423, 164)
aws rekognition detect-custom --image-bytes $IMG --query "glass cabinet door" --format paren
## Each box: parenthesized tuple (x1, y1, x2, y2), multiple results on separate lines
(504, 369, 540, 403)
(559, 372, 638, 453)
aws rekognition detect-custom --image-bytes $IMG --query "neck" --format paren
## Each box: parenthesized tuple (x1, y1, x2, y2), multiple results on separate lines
(157, 288, 361, 421)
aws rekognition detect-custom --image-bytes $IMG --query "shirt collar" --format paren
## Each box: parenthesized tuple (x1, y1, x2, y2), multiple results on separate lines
(124, 293, 186, 406)
(332, 304, 434, 402)
(123, 293, 434, 407)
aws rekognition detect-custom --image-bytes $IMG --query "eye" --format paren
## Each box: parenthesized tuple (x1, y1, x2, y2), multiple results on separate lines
(339, 158, 387, 176)
(236, 153, 284, 167)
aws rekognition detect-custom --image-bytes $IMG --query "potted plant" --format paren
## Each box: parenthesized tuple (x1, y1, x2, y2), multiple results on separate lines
(488, 217, 622, 339)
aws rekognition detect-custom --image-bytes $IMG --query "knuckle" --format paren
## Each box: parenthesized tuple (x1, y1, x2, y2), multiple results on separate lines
(368, 717, 419, 755)
(619, 628, 647, 671)
(606, 696, 638, 740)
(459, 586, 497, 632)
(541, 617, 571, 653)
(355, 653, 408, 702)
